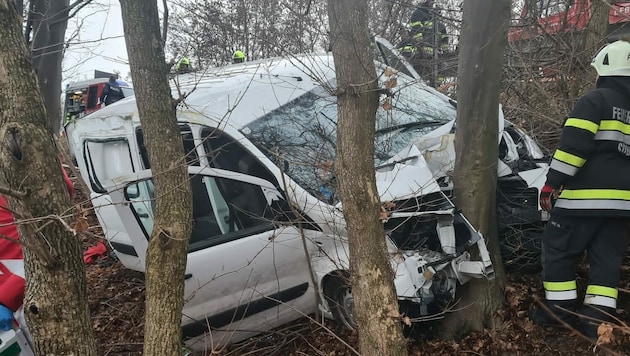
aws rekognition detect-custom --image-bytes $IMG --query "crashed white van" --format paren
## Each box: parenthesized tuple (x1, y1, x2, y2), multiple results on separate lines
(66, 43, 542, 350)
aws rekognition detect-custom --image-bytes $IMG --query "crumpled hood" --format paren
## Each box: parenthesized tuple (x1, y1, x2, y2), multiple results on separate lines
(373, 120, 455, 204)
(375, 145, 443, 202)
(374, 121, 455, 202)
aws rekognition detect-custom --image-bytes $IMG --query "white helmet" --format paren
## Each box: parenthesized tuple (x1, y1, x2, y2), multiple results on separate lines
(591, 40, 630, 77)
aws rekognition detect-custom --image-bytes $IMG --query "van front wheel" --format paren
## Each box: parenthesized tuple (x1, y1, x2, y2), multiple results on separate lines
(324, 277, 357, 330)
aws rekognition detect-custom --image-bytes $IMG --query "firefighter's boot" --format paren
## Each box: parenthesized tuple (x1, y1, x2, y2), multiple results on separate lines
(529, 299, 578, 328)
(578, 305, 617, 341)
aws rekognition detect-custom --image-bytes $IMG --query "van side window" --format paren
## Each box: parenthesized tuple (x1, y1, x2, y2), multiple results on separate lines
(201, 128, 277, 186)
(84, 138, 135, 193)
(136, 125, 199, 168)
(125, 179, 155, 236)
(125, 174, 281, 251)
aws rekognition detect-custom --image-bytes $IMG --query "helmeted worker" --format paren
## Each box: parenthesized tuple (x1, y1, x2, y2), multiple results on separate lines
(530, 40, 630, 340)
(175, 57, 191, 73)
(99, 75, 125, 106)
(0, 164, 74, 334)
(396, 23, 417, 59)
(408, 0, 447, 56)
(232, 50, 245, 64)
(407, 0, 448, 86)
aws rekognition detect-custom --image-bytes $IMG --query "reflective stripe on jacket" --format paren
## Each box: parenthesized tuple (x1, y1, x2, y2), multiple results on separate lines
(548, 82, 630, 217)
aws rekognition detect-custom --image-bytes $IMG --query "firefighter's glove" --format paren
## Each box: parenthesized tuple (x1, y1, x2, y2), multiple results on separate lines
(0, 304, 13, 331)
(539, 184, 558, 213)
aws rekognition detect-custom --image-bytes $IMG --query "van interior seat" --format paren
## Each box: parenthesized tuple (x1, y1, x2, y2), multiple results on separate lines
(222, 157, 269, 229)
(190, 175, 222, 243)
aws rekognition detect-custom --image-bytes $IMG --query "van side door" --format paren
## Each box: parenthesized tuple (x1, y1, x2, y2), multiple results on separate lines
(106, 167, 321, 347)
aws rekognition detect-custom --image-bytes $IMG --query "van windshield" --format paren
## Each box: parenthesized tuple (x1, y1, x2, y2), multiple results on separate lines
(242, 77, 455, 202)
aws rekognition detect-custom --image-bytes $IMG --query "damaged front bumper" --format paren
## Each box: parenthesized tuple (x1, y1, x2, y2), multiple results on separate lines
(386, 206, 494, 321)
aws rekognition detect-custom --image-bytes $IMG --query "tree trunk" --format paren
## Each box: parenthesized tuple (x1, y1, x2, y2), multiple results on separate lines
(437, 0, 509, 339)
(584, 0, 613, 52)
(119, 1, 193, 355)
(28, 0, 71, 134)
(327, 1, 407, 355)
(581, 0, 613, 82)
(0, 1, 96, 354)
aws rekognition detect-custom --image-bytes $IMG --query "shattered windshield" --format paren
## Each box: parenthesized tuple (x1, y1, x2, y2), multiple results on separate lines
(242, 75, 455, 202)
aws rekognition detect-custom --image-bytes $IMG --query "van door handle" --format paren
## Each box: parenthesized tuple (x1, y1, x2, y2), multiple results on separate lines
(184, 273, 193, 280)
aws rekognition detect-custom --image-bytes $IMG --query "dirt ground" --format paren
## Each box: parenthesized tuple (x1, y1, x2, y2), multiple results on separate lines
(77, 179, 630, 356)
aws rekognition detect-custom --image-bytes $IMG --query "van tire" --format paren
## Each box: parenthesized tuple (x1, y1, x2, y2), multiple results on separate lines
(324, 276, 356, 330)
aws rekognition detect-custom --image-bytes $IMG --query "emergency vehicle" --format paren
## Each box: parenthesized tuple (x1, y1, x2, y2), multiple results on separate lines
(508, 0, 630, 43)
(63, 76, 133, 124)
(506, 0, 630, 74)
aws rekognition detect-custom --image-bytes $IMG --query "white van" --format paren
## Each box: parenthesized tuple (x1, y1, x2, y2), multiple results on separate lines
(66, 44, 543, 350)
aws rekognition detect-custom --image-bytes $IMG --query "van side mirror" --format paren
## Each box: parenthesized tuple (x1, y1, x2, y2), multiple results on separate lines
(127, 185, 139, 199)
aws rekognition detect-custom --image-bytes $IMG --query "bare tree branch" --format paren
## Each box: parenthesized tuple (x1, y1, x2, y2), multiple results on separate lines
(66, 0, 94, 22)
(0, 185, 27, 199)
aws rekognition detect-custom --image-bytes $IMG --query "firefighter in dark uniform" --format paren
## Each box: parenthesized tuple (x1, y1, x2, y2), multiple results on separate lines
(396, 24, 417, 59)
(407, 0, 448, 86)
(99, 75, 125, 106)
(529, 40, 630, 340)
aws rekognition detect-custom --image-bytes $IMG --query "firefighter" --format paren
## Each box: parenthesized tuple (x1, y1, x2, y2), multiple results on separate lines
(99, 75, 125, 106)
(232, 50, 245, 64)
(529, 39, 630, 340)
(408, 0, 448, 57)
(408, 0, 448, 85)
(0, 164, 73, 336)
(396, 24, 417, 59)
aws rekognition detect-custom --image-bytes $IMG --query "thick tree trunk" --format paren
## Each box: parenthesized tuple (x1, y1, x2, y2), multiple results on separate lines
(29, 0, 71, 134)
(120, 1, 193, 355)
(0, 1, 96, 354)
(581, 0, 614, 82)
(327, 1, 407, 355)
(437, 0, 509, 339)
(584, 0, 613, 51)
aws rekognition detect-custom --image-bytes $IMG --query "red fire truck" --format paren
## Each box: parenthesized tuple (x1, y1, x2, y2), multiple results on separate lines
(63, 75, 133, 124)
(508, 0, 630, 43)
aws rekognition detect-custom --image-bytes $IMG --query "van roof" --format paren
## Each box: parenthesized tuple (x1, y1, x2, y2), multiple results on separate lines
(80, 53, 337, 130)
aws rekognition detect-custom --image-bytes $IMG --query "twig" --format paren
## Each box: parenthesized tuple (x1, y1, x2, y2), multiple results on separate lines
(0, 185, 26, 199)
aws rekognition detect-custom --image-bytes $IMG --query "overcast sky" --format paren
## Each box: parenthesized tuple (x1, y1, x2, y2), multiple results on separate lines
(62, 0, 131, 84)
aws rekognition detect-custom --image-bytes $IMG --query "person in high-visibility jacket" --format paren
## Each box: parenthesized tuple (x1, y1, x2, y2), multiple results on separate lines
(396, 24, 417, 59)
(409, 0, 435, 57)
(530, 40, 630, 340)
